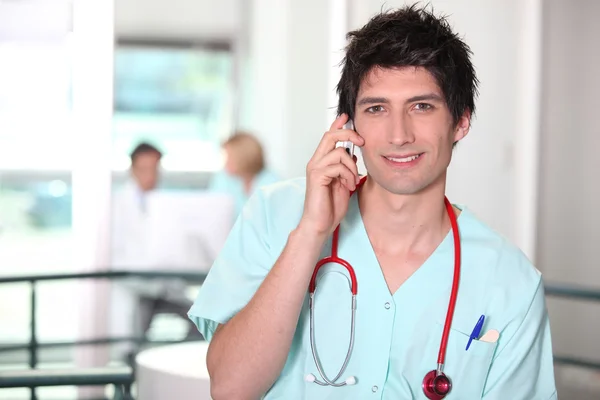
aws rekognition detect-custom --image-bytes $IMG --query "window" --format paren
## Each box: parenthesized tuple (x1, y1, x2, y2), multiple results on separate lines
(0, 36, 78, 369)
(112, 40, 235, 172)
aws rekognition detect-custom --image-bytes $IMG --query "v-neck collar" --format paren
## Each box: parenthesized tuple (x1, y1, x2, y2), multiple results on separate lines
(338, 192, 466, 304)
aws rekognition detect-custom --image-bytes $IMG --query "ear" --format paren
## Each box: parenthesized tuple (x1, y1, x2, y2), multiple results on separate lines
(453, 110, 471, 143)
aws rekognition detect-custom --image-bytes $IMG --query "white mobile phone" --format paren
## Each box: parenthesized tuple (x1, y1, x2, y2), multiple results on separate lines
(336, 121, 355, 157)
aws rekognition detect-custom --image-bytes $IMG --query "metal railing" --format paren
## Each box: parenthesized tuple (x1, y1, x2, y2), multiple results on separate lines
(0, 367, 134, 400)
(0, 271, 598, 399)
(0, 270, 207, 400)
(544, 283, 600, 302)
(543, 283, 600, 372)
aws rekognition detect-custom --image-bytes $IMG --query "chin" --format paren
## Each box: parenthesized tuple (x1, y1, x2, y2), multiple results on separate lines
(367, 169, 439, 196)
(366, 176, 422, 196)
(382, 183, 425, 196)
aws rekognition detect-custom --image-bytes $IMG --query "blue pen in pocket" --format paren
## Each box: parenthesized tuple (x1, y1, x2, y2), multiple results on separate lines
(466, 314, 485, 351)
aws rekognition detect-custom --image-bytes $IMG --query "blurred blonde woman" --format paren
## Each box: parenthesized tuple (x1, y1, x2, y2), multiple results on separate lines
(209, 132, 280, 215)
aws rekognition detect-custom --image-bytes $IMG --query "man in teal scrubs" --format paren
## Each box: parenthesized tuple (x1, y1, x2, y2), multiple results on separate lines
(188, 5, 557, 399)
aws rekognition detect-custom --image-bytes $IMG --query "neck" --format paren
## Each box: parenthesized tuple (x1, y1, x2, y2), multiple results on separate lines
(358, 173, 452, 253)
(242, 175, 255, 194)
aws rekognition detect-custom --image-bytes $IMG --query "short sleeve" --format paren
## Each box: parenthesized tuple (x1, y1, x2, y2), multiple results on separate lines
(482, 279, 557, 399)
(187, 188, 276, 341)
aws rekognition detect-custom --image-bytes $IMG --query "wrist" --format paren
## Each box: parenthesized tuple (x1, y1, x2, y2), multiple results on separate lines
(291, 222, 329, 248)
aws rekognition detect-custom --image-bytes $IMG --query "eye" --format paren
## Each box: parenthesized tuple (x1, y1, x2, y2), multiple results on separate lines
(366, 105, 385, 113)
(414, 103, 433, 111)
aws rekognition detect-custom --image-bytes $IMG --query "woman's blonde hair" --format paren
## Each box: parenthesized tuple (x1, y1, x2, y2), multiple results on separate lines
(223, 132, 265, 176)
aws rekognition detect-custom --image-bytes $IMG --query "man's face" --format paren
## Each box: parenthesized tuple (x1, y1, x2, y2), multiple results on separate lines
(131, 152, 161, 191)
(353, 66, 470, 196)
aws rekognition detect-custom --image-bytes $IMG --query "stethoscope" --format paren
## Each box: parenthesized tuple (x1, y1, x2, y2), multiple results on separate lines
(304, 176, 461, 400)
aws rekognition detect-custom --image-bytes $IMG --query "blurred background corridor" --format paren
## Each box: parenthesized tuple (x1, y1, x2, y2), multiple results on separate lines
(0, 0, 598, 399)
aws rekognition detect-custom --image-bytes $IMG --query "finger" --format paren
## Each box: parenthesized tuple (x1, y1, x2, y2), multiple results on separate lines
(312, 129, 364, 161)
(353, 155, 358, 163)
(314, 147, 359, 181)
(318, 163, 357, 191)
(329, 113, 349, 131)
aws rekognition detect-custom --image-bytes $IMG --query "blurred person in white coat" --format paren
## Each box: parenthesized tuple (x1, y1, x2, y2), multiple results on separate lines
(110, 143, 196, 363)
(111, 142, 161, 266)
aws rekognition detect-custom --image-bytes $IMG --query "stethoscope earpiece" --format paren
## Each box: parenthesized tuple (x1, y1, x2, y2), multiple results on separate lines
(345, 376, 357, 385)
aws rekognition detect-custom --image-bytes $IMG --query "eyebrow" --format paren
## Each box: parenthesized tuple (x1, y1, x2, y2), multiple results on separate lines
(356, 93, 445, 106)
(406, 93, 445, 103)
(356, 96, 389, 106)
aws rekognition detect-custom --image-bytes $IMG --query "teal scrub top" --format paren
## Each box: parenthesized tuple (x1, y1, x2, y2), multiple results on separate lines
(189, 178, 557, 399)
(208, 169, 281, 216)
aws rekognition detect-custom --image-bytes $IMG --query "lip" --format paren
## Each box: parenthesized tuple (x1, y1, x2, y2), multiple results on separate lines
(383, 153, 421, 159)
(382, 153, 424, 168)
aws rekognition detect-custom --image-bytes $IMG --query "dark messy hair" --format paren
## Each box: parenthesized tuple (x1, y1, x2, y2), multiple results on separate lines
(336, 3, 478, 125)
(130, 142, 162, 163)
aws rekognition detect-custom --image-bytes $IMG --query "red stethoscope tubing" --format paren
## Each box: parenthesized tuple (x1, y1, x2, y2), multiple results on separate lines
(308, 226, 358, 296)
(439, 196, 460, 366)
(307, 176, 461, 395)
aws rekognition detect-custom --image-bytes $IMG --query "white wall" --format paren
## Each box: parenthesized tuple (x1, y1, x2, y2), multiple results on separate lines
(0, 0, 240, 42)
(238, 0, 290, 177)
(284, 1, 334, 178)
(537, 0, 600, 366)
(239, 0, 338, 179)
(115, 0, 240, 40)
(71, 1, 115, 397)
(0, 0, 71, 41)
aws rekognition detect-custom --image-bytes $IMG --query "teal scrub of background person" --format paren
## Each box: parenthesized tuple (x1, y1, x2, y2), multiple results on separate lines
(189, 178, 557, 400)
(208, 169, 281, 216)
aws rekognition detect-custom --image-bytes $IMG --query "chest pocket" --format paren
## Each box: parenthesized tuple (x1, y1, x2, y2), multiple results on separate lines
(434, 322, 498, 399)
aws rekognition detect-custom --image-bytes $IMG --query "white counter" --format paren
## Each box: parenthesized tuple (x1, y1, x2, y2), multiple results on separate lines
(135, 341, 211, 400)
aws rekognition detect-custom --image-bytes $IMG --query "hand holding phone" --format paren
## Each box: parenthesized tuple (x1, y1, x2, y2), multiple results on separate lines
(335, 121, 356, 157)
(299, 114, 364, 237)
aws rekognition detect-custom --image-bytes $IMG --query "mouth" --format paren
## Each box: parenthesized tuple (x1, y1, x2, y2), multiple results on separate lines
(382, 153, 423, 167)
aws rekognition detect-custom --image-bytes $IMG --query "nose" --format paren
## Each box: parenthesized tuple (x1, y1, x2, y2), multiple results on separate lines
(386, 113, 415, 145)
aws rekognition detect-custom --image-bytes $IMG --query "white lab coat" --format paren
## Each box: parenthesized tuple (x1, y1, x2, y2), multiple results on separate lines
(109, 181, 196, 357)
(111, 180, 153, 268)
(109, 180, 157, 356)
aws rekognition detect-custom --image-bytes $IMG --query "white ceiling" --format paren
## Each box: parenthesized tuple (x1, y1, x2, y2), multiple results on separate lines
(115, 0, 241, 40)
(0, 0, 72, 41)
(0, 0, 241, 42)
